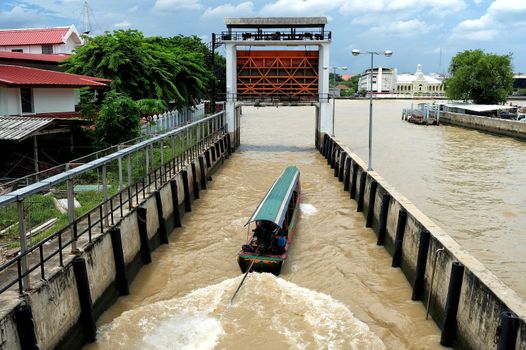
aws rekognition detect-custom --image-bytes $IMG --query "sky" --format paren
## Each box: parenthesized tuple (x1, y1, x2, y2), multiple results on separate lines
(1, 0, 525, 75)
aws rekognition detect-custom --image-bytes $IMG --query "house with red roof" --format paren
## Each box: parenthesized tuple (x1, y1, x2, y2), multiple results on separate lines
(0, 25, 83, 55)
(0, 65, 109, 117)
(0, 51, 70, 71)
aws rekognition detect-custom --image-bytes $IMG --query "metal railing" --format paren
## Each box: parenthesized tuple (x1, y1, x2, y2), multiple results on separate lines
(217, 30, 331, 42)
(141, 103, 205, 135)
(0, 111, 226, 295)
(224, 93, 331, 103)
(0, 104, 206, 195)
(402, 103, 441, 124)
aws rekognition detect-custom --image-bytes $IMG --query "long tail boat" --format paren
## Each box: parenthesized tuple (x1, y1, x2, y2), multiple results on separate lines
(238, 166, 301, 275)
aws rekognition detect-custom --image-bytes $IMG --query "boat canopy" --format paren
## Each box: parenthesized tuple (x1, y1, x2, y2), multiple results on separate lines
(245, 166, 300, 228)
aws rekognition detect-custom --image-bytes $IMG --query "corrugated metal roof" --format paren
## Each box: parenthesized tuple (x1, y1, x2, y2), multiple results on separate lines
(225, 17, 327, 27)
(246, 166, 300, 228)
(0, 65, 108, 87)
(0, 116, 54, 141)
(0, 27, 70, 46)
(0, 51, 70, 63)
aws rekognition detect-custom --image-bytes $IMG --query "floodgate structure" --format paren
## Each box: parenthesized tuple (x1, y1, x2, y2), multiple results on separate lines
(0, 17, 525, 350)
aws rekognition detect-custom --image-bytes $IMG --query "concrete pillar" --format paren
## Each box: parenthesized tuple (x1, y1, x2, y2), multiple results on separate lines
(318, 43, 332, 135)
(377, 67, 383, 93)
(17, 200, 30, 290)
(67, 177, 77, 252)
(118, 153, 123, 191)
(225, 43, 237, 136)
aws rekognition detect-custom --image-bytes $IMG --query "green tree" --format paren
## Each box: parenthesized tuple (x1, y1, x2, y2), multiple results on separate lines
(445, 49, 513, 104)
(62, 30, 214, 108)
(135, 98, 168, 117)
(348, 75, 360, 92)
(340, 88, 355, 97)
(94, 91, 141, 148)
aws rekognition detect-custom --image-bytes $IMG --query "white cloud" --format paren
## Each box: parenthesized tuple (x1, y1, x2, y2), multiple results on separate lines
(259, 0, 464, 19)
(201, 2, 254, 20)
(114, 21, 132, 28)
(128, 5, 139, 13)
(488, 0, 526, 12)
(368, 19, 434, 36)
(153, 0, 202, 11)
(0, 5, 43, 28)
(340, 0, 465, 14)
(450, 15, 496, 40)
(260, 0, 341, 16)
(450, 0, 526, 41)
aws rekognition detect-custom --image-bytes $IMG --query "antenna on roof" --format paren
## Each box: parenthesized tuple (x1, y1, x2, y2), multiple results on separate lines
(80, 0, 94, 35)
(438, 47, 442, 75)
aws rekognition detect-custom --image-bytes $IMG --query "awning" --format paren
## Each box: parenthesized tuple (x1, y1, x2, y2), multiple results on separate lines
(245, 166, 300, 228)
(443, 103, 513, 113)
(0, 116, 54, 141)
(0, 116, 85, 142)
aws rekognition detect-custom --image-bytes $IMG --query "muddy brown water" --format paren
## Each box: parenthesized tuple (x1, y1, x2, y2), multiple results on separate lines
(334, 99, 526, 299)
(87, 100, 524, 349)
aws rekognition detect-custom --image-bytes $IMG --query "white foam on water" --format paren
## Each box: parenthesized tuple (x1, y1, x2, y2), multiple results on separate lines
(95, 274, 384, 349)
(142, 314, 223, 350)
(300, 203, 318, 216)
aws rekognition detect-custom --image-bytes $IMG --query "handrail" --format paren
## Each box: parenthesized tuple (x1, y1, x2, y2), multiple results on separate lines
(217, 30, 332, 42)
(0, 111, 225, 206)
(0, 125, 226, 295)
(0, 104, 206, 193)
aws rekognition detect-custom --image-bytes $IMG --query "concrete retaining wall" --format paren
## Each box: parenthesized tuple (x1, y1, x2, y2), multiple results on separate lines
(0, 134, 232, 350)
(322, 134, 526, 350)
(0, 295, 20, 350)
(440, 112, 526, 141)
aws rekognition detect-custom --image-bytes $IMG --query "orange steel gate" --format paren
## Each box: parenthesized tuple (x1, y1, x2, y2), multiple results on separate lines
(236, 50, 319, 101)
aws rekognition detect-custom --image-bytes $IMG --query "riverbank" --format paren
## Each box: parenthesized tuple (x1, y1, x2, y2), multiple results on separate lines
(439, 112, 526, 141)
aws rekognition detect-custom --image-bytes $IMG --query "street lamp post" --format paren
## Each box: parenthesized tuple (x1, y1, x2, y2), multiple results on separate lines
(351, 49, 392, 171)
(331, 66, 347, 136)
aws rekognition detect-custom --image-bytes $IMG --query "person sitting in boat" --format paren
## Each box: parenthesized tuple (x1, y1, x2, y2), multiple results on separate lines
(253, 221, 274, 253)
(276, 234, 287, 254)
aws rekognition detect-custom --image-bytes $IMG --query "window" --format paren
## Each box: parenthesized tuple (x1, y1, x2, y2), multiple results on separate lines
(20, 88, 34, 113)
(11, 49, 23, 53)
(41, 44, 53, 54)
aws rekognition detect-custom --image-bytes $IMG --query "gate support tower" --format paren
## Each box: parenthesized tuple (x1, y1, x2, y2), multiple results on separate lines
(217, 17, 332, 149)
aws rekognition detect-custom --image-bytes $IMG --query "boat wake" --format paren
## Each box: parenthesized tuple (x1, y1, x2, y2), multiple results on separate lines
(300, 203, 318, 216)
(95, 274, 385, 349)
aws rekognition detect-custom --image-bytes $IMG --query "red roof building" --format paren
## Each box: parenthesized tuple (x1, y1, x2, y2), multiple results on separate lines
(0, 25, 83, 54)
(0, 51, 71, 72)
(0, 65, 109, 117)
(0, 65, 107, 87)
(0, 51, 70, 63)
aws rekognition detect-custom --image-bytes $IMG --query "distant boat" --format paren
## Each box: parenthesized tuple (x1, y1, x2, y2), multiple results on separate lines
(238, 166, 301, 275)
(402, 103, 439, 125)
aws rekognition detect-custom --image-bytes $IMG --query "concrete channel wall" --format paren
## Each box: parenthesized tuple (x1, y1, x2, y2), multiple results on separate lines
(320, 134, 526, 350)
(440, 112, 526, 141)
(0, 134, 233, 350)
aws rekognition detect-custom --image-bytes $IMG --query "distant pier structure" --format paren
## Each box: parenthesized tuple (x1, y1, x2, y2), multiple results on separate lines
(214, 17, 332, 147)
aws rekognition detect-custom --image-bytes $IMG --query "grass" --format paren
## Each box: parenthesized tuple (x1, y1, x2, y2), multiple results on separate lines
(0, 131, 204, 250)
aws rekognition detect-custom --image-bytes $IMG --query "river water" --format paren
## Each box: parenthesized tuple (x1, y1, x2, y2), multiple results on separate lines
(334, 99, 526, 299)
(86, 103, 450, 349)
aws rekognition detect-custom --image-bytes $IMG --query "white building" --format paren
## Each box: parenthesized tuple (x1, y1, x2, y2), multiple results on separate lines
(396, 64, 444, 96)
(356, 64, 445, 96)
(0, 25, 83, 55)
(357, 67, 397, 93)
(0, 65, 107, 117)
